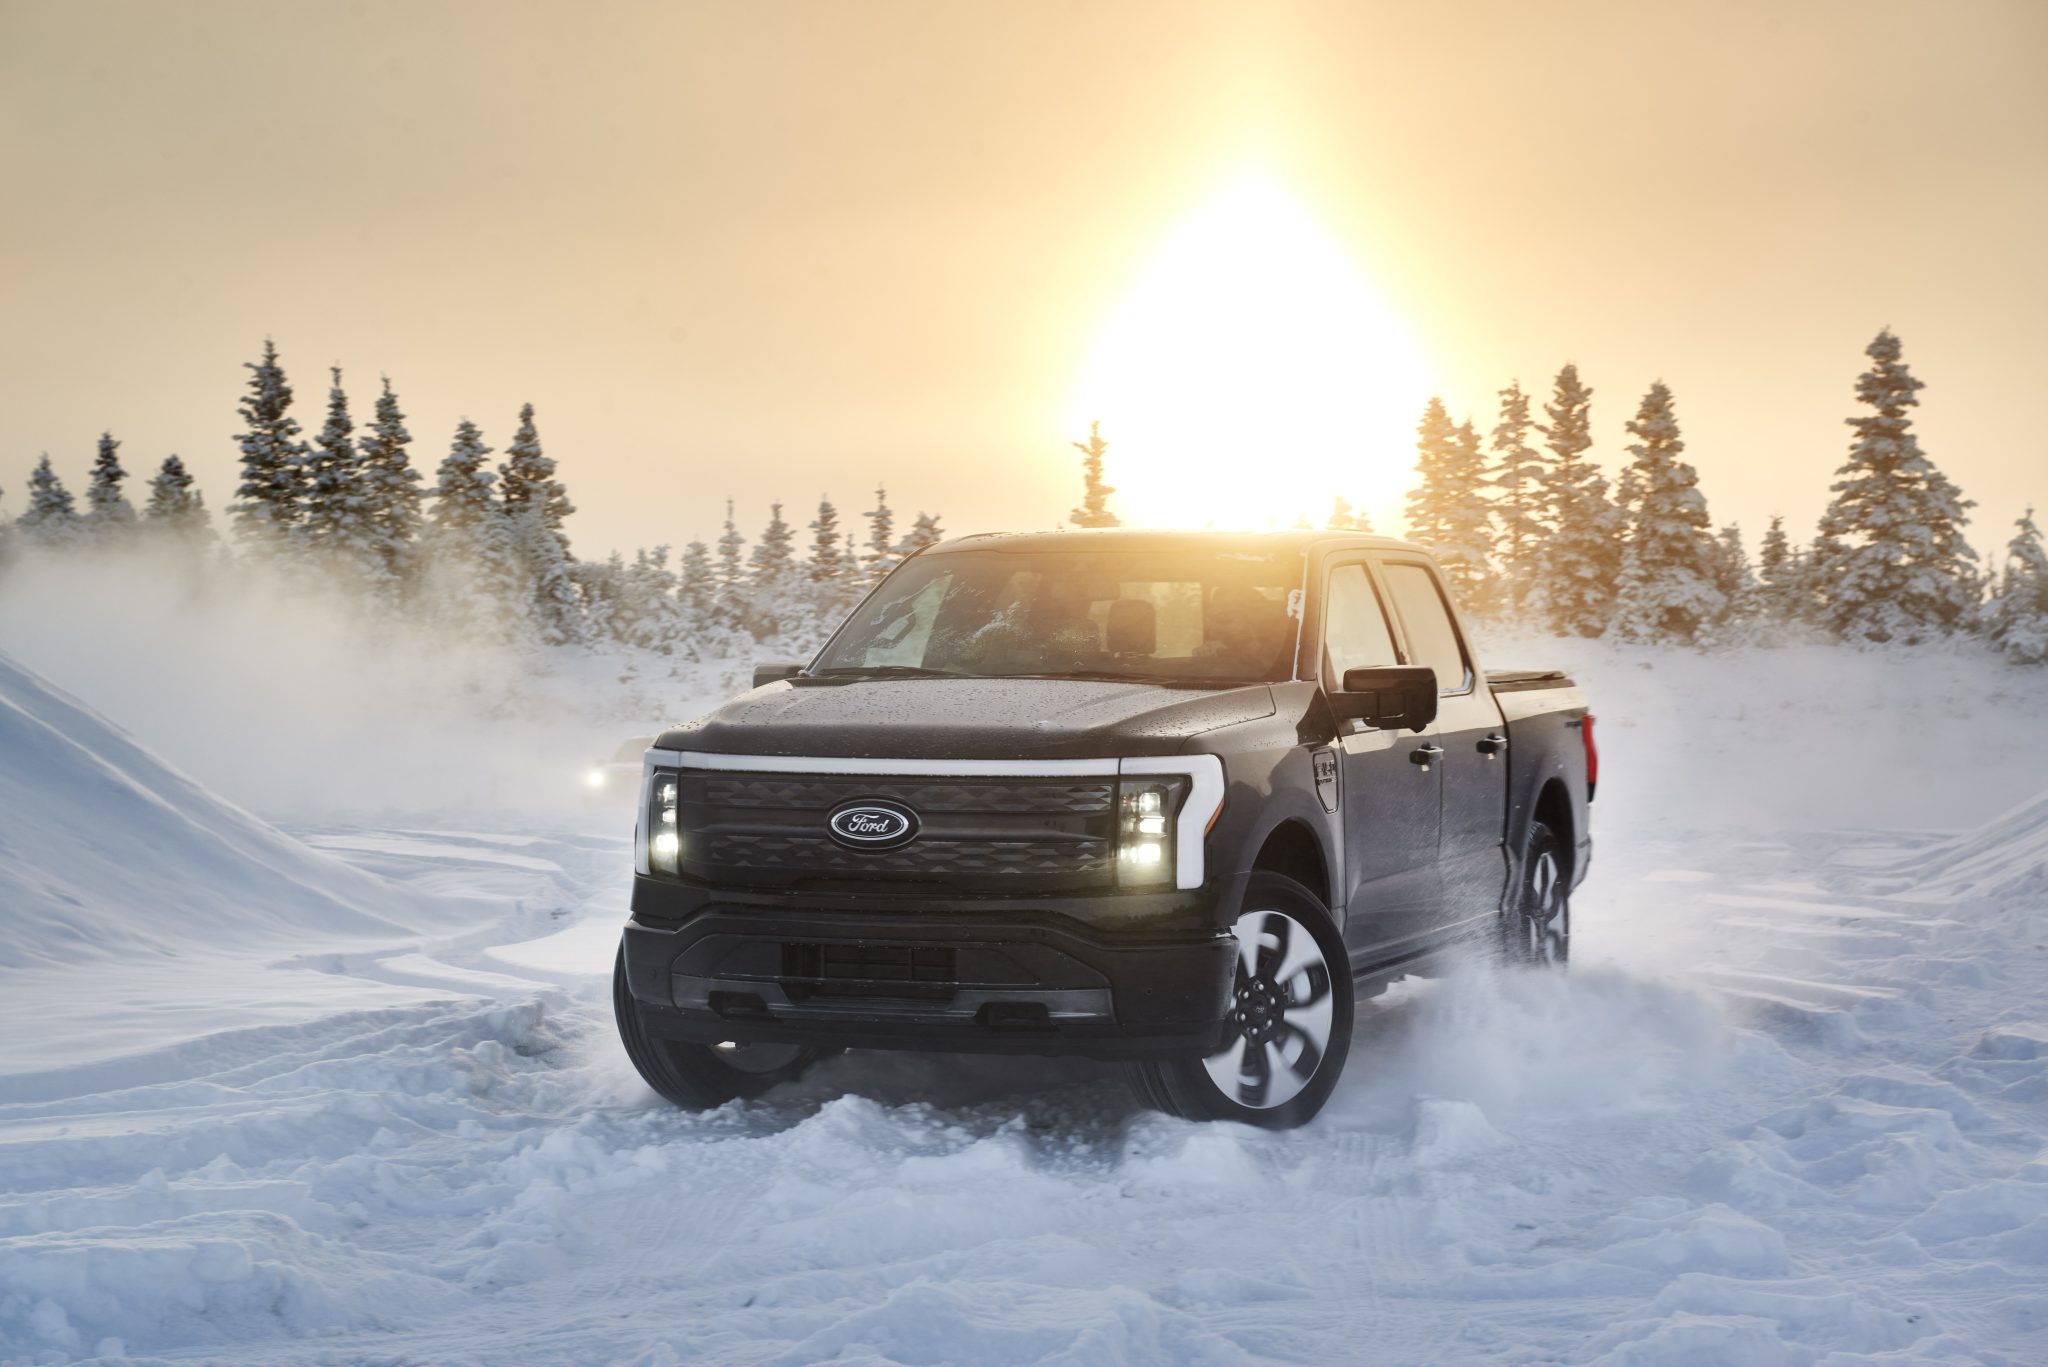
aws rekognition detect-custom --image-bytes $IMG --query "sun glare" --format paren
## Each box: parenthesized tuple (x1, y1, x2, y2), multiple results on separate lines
(1070, 176, 1435, 532)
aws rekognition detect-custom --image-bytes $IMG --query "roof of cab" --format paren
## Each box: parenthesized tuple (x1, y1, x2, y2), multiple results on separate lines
(923, 526, 1425, 557)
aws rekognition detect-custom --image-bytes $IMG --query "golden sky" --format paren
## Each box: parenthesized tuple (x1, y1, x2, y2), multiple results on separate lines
(3, 0, 2044, 559)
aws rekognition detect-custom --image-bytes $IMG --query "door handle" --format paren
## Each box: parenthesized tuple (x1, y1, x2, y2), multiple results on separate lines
(1477, 733, 1508, 759)
(1409, 745, 1444, 771)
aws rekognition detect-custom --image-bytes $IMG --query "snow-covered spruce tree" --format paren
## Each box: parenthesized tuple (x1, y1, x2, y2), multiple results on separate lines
(19, 454, 81, 545)
(715, 500, 749, 630)
(626, 545, 684, 651)
(1403, 399, 1495, 610)
(751, 502, 798, 578)
(584, 545, 664, 653)
(1812, 330, 1977, 645)
(1609, 382, 1723, 645)
(1070, 421, 1119, 528)
(803, 496, 868, 631)
(1489, 381, 1547, 616)
(895, 511, 944, 558)
(494, 403, 584, 642)
(1986, 508, 2048, 664)
(1529, 363, 1620, 638)
(1711, 523, 1761, 638)
(428, 421, 498, 535)
(510, 504, 586, 647)
(231, 339, 308, 546)
(1326, 496, 1372, 532)
(808, 498, 847, 582)
(143, 455, 213, 541)
(677, 539, 715, 642)
(418, 419, 524, 643)
(299, 368, 378, 580)
(864, 485, 897, 582)
(1755, 514, 1802, 630)
(572, 552, 629, 646)
(745, 502, 809, 639)
(354, 376, 423, 592)
(498, 402, 575, 558)
(85, 431, 137, 533)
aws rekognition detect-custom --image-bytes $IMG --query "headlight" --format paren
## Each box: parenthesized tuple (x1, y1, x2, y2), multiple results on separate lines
(643, 767, 682, 877)
(584, 768, 607, 790)
(1115, 776, 1187, 887)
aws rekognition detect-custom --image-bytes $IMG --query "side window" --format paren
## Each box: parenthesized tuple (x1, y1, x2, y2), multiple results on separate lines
(1322, 563, 1398, 682)
(1381, 562, 1470, 693)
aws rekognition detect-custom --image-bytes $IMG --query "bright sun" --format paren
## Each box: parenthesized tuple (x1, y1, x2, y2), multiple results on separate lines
(1070, 176, 1435, 532)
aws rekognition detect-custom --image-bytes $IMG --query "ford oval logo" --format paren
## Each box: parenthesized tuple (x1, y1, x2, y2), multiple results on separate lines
(826, 800, 919, 851)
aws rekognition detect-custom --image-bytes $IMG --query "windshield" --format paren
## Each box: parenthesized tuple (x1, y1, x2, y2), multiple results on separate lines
(812, 546, 1305, 684)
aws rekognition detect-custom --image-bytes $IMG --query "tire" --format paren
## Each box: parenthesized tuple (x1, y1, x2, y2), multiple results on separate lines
(1501, 820, 1570, 966)
(612, 943, 829, 1109)
(1127, 871, 1354, 1130)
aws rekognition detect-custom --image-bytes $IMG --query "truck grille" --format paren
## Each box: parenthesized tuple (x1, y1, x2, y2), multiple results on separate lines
(678, 771, 1118, 892)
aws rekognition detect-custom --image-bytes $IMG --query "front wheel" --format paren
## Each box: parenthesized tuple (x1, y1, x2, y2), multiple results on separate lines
(613, 944, 829, 1109)
(1127, 872, 1354, 1129)
(1501, 821, 1570, 966)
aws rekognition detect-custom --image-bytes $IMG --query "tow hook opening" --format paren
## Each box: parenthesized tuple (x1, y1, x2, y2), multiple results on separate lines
(978, 1001, 1052, 1030)
(709, 991, 770, 1019)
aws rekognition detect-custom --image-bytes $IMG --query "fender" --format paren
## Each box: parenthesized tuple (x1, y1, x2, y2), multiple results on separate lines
(1186, 689, 1345, 932)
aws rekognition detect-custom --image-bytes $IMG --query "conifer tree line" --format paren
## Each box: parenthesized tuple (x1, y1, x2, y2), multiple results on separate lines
(0, 340, 946, 657)
(8, 331, 2044, 667)
(1394, 329, 2047, 662)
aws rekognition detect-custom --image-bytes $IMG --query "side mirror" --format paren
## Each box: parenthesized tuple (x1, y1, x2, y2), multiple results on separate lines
(751, 662, 805, 688)
(1333, 665, 1439, 732)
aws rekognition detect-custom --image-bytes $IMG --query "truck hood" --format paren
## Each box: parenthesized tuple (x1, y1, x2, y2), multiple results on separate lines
(656, 677, 1277, 761)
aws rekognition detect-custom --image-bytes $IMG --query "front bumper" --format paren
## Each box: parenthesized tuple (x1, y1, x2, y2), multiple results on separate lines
(620, 876, 1242, 1059)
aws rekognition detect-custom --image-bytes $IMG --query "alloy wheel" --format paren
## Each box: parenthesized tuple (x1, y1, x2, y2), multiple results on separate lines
(1202, 908, 1336, 1109)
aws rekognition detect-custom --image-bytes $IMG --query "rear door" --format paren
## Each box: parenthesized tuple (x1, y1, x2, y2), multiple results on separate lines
(1376, 557, 1508, 934)
(1320, 557, 1444, 963)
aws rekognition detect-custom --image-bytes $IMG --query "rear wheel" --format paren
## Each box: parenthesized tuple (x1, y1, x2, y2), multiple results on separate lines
(1502, 821, 1570, 966)
(612, 944, 829, 1108)
(1127, 872, 1353, 1129)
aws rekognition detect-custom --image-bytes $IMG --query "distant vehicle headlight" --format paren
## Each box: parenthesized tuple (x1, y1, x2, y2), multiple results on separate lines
(641, 767, 682, 877)
(1115, 776, 1187, 887)
(584, 768, 608, 790)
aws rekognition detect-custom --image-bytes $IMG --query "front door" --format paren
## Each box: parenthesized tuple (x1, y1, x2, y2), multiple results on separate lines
(1378, 558, 1508, 934)
(1322, 559, 1444, 966)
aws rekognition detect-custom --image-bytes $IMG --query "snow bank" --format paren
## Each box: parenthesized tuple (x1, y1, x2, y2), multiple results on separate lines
(0, 651, 472, 972)
(1829, 786, 2048, 903)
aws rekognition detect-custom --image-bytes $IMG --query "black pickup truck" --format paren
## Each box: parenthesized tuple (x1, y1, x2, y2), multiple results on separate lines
(615, 529, 1595, 1128)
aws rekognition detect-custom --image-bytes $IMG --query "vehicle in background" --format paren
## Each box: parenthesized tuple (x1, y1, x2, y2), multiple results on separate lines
(615, 529, 1594, 1128)
(584, 735, 658, 804)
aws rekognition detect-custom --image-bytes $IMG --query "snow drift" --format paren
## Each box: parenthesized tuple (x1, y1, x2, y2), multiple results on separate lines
(0, 650, 463, 972)
(1829, 786, 2048, 903)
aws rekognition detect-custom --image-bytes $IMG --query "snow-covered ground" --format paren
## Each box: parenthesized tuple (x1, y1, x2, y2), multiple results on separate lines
(3, 639, 2047, 1365)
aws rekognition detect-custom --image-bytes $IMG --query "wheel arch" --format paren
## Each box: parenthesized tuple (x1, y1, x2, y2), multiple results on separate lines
(1532, 778, 1576, 882)
(1247, 817, 1333, 910)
